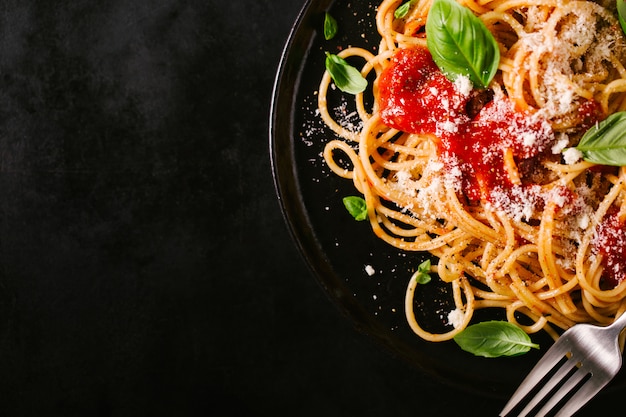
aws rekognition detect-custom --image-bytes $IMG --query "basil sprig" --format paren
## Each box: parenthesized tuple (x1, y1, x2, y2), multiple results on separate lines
(325, 53, 368, 94)
(324, 12, 338, 40)
(394, 1, 414, 19)
(343, 196, 368, 221)
(618, 0, 626, 35)
(575, 111, 626, 166)
(425, 0, 500, 89)
(453, 321, 540, 358)
(411, 259, 432, 284)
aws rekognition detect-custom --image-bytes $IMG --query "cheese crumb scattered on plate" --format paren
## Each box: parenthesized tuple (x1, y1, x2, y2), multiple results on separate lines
(447, 308, 465, 329)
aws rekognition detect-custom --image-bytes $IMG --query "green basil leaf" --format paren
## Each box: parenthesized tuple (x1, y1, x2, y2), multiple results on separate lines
(425, 0, 500, 89)
(453, 321, 540, 358)
(394, 1, 412, 19)
(411, 259, 432, 284)
(343, 196, 368, 221)
(325, 52, 368, 94)
(324, 12, 338, 40)
(575, 112, 626, 166)
(618, 0, 626, 35)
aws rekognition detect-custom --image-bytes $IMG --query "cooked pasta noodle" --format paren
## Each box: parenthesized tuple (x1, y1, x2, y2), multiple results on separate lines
(318, 0, 626, 343)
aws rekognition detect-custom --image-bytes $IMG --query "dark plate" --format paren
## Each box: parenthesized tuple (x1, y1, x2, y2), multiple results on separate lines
(270, 0, 626, 401)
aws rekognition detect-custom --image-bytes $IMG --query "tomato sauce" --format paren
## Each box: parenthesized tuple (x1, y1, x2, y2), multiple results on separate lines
(576, 99, 604, 131)
(593, 207, 626, 287)
(378, 45, 555, 204)
(378, 46, 470, 135)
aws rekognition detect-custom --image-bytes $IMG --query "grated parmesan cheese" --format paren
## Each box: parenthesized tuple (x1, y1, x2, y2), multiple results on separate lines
(578, 212, 591, 230)
(447, 308, 465, 329)
(517, 2, 625, 120)
(551, 136, 570, 154)
(563, 147, 583, 164)
(453, 75, 473, 97)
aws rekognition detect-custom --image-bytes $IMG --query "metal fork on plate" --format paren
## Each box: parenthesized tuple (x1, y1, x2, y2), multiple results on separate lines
(500, 312, 626, 416)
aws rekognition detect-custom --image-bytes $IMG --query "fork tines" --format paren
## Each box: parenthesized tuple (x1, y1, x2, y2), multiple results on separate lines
(500, 342, 609, 416)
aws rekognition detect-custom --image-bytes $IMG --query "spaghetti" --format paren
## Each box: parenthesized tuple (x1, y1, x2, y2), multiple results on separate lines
(318, 0, 626, 344)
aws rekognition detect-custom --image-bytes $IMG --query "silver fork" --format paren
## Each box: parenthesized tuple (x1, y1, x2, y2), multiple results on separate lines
(500, 312, 626, 417)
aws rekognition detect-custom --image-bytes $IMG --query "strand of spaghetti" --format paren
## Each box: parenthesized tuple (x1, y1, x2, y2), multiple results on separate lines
(339, 47, 379, 126)
(375, 213, 431, 238)
(484, 212, 517, 280)
(318, 47, 377, 142)
(480, 11, 525, 37)
(460, 0, 490, 14)
(535, 275, 579, 300)
(583, 275, 617, 310)
(505, 302, 551, 334)
(401, 0, 430, 36)
(582, 292, 618, 324)
(358, 115, 450, 213)
(544, 159, 596, 174)
(393, 34, 428, 48)
(485, 203, 508, 237)
(600, 79, 626, 114)
(445, 183, 501, 243)
(473, 286, 513, 301)
(356, 49, 394, 121)
(609, 53, 626, 82)
(364, 181, 469, 251)
(508, 275, 578, 329)
(542, 322, 561, 342)
(373, 137, 432, 160)
(498, 245, 548, 297)
(459, 252, 492, 287)
(538, 199, 577, 314)
(505, 218, 539, 246)
(377, 0, 403, 52)
(576, 180, 626, 302)
(369, 135, 429, 170)
(318, 71, 359, 142)
(405, 275, 474, 341)
(438, 238, 474, 283)
(375, 204, 455, 238)
(492, 0, 561, 13)
(555, 73, 595, 101)
(527, 46, 546, 109)
(323, 140, 359, 179)
(473, 299, 512, 308)
(503, 43, 532, 111)
(377, 218, 468, 251)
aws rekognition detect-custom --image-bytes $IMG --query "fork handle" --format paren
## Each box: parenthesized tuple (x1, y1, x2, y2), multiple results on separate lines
(607, 311, 626, 340)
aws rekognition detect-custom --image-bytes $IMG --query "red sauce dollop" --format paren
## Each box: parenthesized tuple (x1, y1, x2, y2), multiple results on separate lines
(577, 99, 605, 131)
(592, 207, 626, 287)
(378, 46, 470, 135)
(378, 45, 555, 204)
(444, 98, 554, 201)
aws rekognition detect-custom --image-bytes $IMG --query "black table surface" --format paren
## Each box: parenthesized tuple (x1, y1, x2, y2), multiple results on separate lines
(0, 1, 614, 416)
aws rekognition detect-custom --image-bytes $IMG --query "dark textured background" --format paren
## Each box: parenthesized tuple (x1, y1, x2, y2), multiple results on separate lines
(0, 0, 613, 416)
